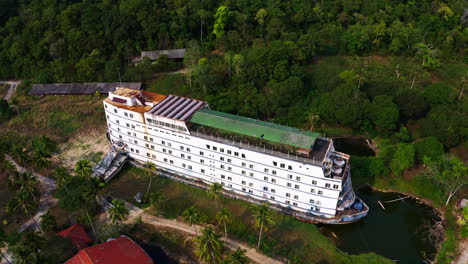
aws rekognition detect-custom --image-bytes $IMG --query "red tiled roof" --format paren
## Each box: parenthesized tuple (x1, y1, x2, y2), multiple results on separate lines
(65, 236, 154, 264)
(57, 224, 92, 250)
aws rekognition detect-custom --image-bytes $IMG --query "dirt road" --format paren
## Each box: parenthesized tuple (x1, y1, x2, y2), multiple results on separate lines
(0, 81, 20, 101)
(123, 201, 285, 264)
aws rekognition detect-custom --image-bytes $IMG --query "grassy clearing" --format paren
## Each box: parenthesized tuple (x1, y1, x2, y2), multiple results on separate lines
(145, 74, 188, 96)
(0, 94, 106, 144)
(105, 166, 393, 264)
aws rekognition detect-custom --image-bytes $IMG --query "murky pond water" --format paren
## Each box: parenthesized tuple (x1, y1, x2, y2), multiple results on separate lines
(139, 243, 178, 264)
(333, 137, 376, 156)
(321, 187, 441, 264)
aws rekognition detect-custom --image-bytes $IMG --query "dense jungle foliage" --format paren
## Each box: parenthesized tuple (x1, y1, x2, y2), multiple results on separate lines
(0, 1, 466, 263)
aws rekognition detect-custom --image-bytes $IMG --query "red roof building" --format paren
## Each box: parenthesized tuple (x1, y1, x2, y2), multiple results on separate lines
(57, 224, 92, 250)
(65, 236, 154, 264)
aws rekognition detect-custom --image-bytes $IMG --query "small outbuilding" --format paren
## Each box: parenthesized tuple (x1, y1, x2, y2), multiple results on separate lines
(133, 48, 186, 63)
(65, 236, 154, 264)
(57, 224, 92, 250)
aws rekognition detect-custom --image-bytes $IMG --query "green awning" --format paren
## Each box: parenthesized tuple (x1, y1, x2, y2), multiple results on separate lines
(190, 109, 319, 149)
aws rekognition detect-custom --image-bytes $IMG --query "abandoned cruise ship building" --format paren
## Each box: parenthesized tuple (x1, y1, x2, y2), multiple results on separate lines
(103, 87, 368, 224)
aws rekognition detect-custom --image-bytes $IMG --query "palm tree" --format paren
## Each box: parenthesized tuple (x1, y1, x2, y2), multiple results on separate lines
(225, 248, 249, 264)
(208, 182, 223, 208)
(7, 172, 21, 190)
(147, 191, 165, 211)
(182, 206, 201, 235)
(9, 190, 44, 235)
(11, 246, 36, 264)
(32, 151, 50, 169)
(252, 203, 275, 249)
(75, 160, 92, 179)
(307, 111, 320, 132)
(143, 161, 157, 195)
(53, 167, 71, 191)
(40, 212, 56, 232)
(18, 172, 39, 203)
(108, 200, 129, 223)
(82, 177, 104, 235)
(195, 226, 224, 264)
(0, 228, 12, 264)
(24, 231, 45, 256)
(10, 144, 27, 166)
(216, 208, 231, 238)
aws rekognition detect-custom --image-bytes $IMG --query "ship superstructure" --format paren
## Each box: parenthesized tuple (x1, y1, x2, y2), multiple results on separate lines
(103, 87, 368, 224)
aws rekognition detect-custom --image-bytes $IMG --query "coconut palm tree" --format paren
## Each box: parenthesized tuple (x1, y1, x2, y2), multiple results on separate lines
(147, 191, 165, 211)
(17, 172, 40, 207)
(32, 151, 50, 169)
(208, 182, 223, 208)
(252, 203, 275, 249)
(225, 248, 249, 264)
(216, 207, 231, 238)
(9, 190, 44, 235)
(53, 167, 71, 191)
(24, 231, 45, 256)
(182, 206, 201, 235)
(108, 200, 129, 223)
(40, 212, 56, 232)
(0, 228, 12, 264)
(82, 177, 104, 235)
(75, 160, 92, 179)
(11, 246, 36, 264)
(307, 111, 320, 132)
(10, 144, 28, 166)
(195, 226, 224, 264)
(143, 161, 157, 194)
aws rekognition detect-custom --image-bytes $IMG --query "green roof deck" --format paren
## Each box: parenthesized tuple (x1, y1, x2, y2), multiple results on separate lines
(190, 109, 320, 150)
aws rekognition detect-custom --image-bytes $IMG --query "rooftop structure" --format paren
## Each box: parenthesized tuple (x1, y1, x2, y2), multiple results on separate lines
(191, 109, 319, 150)
(105, 87, 167, 113)
(30, 82, 141, 95)
(65, 236, 154, 264)
(148, 94, 207, 121)
(57, 224, 92, 250)
(133, 48, 186, 63)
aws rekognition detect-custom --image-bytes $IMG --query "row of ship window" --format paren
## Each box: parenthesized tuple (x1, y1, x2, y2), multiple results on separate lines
(109, 119, 340, 186)
(111, 128, 340, 191)
(158, 157, 323, 210)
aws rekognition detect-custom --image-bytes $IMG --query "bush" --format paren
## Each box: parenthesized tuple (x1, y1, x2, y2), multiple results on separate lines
(390, 143, 415, 176)
(421, 105, 467, 148)
(351, 156, 388, 186)
(422, 83, 456, 108)
(413, 137, 444, 162)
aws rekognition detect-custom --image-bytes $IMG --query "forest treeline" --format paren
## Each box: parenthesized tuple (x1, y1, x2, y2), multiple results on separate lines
(0, 0, 466, 147)
(0, 0, 465, 81)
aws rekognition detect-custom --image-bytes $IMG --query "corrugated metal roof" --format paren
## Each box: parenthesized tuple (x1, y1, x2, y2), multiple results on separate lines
(190, 109, 319, 149)
(149, 94, 207, 121)
(57, 224, 92, 251)
(65, 236, 154, 264)
(134, 49, 186, 62)
(30, 83, 142, 95)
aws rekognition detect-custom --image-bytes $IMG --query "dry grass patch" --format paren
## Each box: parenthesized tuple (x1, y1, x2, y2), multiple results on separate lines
(52, 129, 109, 171)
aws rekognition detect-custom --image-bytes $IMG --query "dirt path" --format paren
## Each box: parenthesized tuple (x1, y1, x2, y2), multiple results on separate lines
(123, 201, 284, 264)
(0, 81, 20, 101)
(1, 156, 57, 264)
(5, 156, 57, 232)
